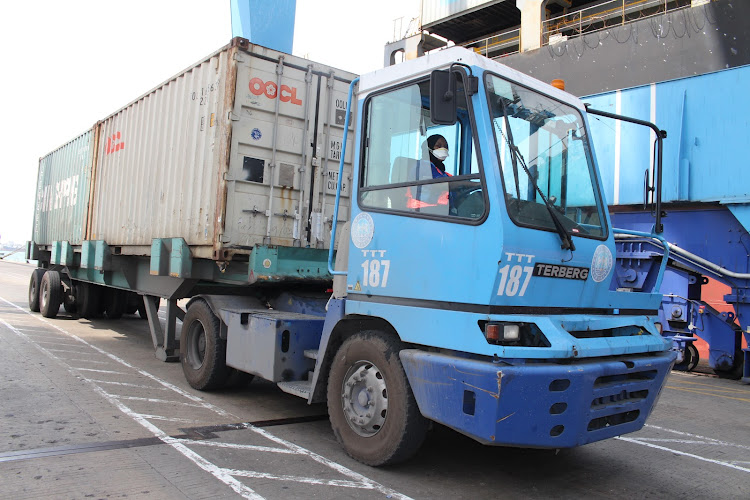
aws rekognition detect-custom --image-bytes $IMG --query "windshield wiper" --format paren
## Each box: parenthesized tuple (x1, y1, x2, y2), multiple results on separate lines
(497, 98, 576, 251)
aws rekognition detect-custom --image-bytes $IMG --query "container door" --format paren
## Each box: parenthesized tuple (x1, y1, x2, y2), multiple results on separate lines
(225, 52, 316, 249)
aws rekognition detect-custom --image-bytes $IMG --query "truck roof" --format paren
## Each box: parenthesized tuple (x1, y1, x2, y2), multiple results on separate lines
(358, 45, 586, 113)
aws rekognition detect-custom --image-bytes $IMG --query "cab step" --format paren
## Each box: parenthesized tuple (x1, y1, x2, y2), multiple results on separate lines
(304, 349, 319, 360)
(277, 380, 312, 399)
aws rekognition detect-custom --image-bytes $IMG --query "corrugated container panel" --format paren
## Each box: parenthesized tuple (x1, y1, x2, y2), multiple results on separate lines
(90, 45, 232, 258)
(586, 65, 750, 207)
(82, 39, 356, 260)
(421, 0, 498, 27)
(33, 129, 96, 245)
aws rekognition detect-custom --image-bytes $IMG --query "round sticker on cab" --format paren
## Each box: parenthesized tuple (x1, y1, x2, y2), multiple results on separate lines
(351, 213, 374, 249)
(591, 245, 613, 283)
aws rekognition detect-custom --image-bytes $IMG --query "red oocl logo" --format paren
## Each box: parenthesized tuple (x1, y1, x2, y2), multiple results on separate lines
(249, 77, 302, 105)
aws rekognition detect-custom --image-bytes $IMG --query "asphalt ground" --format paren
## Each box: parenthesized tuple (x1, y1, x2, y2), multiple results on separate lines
(1, 259, 748, 499)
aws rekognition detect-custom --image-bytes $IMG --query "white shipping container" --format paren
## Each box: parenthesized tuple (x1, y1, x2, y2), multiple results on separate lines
(84, 38, 356, 260)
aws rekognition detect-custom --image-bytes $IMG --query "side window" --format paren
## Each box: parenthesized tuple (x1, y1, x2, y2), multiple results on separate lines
(359, 78, 484, 220)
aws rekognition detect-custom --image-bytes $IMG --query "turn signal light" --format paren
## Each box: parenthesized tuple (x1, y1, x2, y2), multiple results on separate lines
(486, 324, 501, 341)
(484, 323, 520, 342)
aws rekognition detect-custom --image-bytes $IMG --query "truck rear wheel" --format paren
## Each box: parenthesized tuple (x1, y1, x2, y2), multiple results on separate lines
(327, 330, 428, 466)
(180, 300, 230, 390)
(40, 270, 62, 318)
(104, 289, 126, 319)
(76, 282, 100, 319)
(28, 269, 46, 312)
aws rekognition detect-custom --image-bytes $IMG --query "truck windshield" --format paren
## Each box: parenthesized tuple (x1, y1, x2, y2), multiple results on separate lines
(485, 73, 606, 239)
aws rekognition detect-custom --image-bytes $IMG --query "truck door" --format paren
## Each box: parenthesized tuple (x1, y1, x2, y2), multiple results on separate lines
(346, 70, 499, 306)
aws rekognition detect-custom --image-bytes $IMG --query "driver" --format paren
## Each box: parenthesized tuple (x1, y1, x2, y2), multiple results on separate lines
(406, 134, 451, 210)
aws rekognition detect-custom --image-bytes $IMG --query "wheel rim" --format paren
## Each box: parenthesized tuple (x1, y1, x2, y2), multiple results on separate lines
(341, 360, 388, 437)
(40, 279, 48, 311)
(186, 321, 207, 370)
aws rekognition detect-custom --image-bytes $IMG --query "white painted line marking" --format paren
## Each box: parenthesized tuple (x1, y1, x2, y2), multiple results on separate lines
(177, 439, 297, 454)
(617, 437, 750, 474)
(74, 368, 127, 375)
(1, 298, 412, 499)
(41, 348, 85, 354)
(33, 340, 82, 346)
(633, 438, 714, 445)
(63, 358, 110, 365)
(223, 469, 367, 488)
(248, 425, 413, 500)
(134, 414, 201, 424)
(112, 395, 206, 408)
(645, 424, 750, 452)
(0, 298, 232, 418)
(88, 379, 169, 390)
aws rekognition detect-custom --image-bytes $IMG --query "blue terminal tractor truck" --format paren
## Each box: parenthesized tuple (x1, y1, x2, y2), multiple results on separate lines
(27, 40, 676, 465)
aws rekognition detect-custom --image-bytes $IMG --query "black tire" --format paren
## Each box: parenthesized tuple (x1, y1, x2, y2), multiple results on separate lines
(327, 330, 428, 466)
(180, 300, 230, 390)
(77, 282, 101, 319)
(40, 270, 62, 318)
(104, 288, 126, 319)
(674, 343, 699, 372)
(138, 297, 161, 320)
(28, 269, 46, 312)
(714, 345, 744, 380)
(125, 292, 139, 315)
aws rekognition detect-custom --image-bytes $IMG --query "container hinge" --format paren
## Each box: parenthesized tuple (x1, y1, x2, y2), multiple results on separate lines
(229, 112, 240, 121)
(233, 53, 246, 63)
(326, 70, 335, 89)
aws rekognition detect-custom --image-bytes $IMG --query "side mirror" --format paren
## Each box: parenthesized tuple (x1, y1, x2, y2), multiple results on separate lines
(430, 70, 457, 125)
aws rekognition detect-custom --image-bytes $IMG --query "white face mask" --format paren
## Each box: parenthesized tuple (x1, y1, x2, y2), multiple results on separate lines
(431, 147, 449, 161)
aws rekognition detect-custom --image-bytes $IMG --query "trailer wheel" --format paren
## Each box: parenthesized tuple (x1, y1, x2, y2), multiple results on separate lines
(675, 343, 699, 372)
(714, 345, 744, 380)
(125, 292, 139, 315)
(138, 297, 161, 320)
(76, 282, 101, 319)
(28, 269, 46, 312)
(327, 330, 428, 466)
(104, 289, 126, 319)
(180, 300, 230, 390)
(40, 270, 62, 318)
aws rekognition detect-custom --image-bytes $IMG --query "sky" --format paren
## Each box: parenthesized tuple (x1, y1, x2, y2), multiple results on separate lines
(0, 0, 420, 245)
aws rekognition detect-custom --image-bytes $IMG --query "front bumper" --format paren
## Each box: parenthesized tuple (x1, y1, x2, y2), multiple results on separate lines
(400, 349, 676, 448)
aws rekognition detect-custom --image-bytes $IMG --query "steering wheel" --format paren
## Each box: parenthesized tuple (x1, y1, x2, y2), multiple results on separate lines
(451, 187, 484, 218)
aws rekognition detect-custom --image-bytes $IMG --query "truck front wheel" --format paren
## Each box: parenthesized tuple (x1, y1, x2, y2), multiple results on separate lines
(327, 330, 428, 466)
(180, 300, 229, 390)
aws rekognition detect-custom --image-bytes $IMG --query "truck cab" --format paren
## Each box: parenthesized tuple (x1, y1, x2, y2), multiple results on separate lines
(317, 47, 675, 465)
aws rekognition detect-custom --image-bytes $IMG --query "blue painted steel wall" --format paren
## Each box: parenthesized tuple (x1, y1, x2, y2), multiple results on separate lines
(230, 0, 296, 54)
(585, 65, 750, 208)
